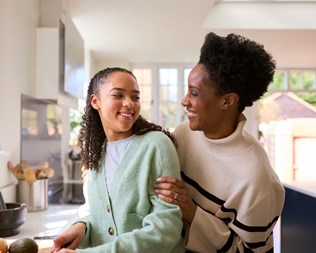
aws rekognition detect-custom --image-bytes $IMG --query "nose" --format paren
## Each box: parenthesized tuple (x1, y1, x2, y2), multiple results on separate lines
(181, 93, 189, 107)
(123, 97, 134, 108)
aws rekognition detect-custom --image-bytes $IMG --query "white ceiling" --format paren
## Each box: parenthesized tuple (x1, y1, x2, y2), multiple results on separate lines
(66, 0, 316, 68)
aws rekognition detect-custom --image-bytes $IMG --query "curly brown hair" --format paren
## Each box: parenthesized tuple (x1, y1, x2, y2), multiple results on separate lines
(79, 67, 176, 172)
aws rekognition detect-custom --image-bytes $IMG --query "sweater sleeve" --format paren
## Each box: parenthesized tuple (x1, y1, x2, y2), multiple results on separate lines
(186, 187, 284, 253)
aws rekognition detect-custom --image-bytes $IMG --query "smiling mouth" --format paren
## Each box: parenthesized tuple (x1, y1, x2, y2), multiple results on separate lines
(187, 110, 197, 118)
(118, 111, 134, 119)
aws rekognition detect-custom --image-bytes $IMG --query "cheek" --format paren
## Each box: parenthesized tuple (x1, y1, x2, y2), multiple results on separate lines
(99, 102, 115, 116)
(134, 102, 141, 113)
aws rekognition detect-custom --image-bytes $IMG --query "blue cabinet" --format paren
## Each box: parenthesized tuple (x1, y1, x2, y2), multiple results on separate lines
(281, 186, 316, 253)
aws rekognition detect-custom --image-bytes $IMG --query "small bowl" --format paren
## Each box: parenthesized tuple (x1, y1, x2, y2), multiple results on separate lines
(0, 202, 27, 237)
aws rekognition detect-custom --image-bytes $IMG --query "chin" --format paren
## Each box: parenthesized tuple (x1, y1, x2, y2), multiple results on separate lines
(188, 121, 199, 131)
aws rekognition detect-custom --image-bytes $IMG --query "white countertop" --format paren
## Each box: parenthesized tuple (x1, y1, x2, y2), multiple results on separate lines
(6, 204, 80, 240)
(283, 182, 316, 198)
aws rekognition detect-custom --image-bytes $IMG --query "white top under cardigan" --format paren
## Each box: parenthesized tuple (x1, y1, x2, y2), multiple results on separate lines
(105, 135, 135, 188)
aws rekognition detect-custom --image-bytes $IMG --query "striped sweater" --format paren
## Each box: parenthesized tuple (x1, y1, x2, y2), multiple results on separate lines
(174, 115, 285, 253)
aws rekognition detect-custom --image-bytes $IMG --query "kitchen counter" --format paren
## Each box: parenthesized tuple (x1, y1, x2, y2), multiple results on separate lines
(281, 182, 316, 253)
(283, 181, 316, 198)
(5, 204, 81, 249)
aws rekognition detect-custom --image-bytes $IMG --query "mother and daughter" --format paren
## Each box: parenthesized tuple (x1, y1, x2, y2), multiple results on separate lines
(52, 32, 284, 253)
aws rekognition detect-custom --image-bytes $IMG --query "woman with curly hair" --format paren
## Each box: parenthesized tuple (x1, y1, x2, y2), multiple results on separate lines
(52, 67, 184, 253)
(155, 33, 285, 253)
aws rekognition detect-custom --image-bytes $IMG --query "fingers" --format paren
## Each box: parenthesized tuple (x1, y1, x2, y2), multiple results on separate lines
(155, 176, 185, 203)
(156, 176, 184, 189)
(173, 192, 179, 201)
(156, 190, 180, 204)
(53, 237, 68, 252)
(156, 188, 179, 201)
(156, 176, 178, 184)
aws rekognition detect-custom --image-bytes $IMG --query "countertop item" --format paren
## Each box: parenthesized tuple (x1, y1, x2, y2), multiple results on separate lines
(0, 202, 27, 237)
(5, 204, 80, 240)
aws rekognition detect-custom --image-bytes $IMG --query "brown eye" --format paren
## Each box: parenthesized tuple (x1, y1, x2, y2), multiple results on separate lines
(132, 95, 140, 101)
(190, 90, 199, 97)
(112, 93, 123, 99)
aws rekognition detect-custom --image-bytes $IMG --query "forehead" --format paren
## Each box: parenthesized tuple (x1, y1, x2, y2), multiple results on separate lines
(188, 65, 209, 87)
(104, 72, 139, 89)
(106, 71, 134, 82)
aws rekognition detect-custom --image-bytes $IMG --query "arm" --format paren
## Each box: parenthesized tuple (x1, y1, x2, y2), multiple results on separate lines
(52, 222, 87, 252)
(155, 177, 283, 253)
(155, 176, 196, 224)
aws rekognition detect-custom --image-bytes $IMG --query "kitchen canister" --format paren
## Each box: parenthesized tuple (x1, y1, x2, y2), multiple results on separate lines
(17, 178, 48, 212)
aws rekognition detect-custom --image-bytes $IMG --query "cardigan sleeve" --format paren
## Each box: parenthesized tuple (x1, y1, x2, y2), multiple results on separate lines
(77, 198, 183, 253)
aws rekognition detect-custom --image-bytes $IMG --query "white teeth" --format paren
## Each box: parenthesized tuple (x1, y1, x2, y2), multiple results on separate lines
(120, 112, 132, 118)
(188, 111, 197, 117)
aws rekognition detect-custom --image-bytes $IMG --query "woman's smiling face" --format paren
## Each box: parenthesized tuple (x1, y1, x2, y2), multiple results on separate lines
(90, 71, 141, 141)
(182, 64, 228, 139)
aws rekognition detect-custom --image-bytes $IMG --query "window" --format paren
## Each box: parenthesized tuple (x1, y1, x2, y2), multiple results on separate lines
(260, 68, 316, 183)
(133, 68, 153, 121)
(159, 68, 178, 130)
(269, 70, 316, 92)
(22, 108, 38, 136)
(132, 64, 194, 130)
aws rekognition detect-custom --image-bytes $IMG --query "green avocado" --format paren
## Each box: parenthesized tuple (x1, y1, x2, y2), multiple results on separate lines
(8, 238, 38, 253)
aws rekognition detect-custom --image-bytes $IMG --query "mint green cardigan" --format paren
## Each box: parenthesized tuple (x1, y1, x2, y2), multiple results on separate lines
(77, 131, 184, 253)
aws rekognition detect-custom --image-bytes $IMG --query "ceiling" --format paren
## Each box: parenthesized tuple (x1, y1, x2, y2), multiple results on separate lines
(66, 0, 316, 67)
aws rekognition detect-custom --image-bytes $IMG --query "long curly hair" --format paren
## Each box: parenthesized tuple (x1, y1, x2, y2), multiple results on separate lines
(199, 32, 276, 112)
(79, 67, 175, 172)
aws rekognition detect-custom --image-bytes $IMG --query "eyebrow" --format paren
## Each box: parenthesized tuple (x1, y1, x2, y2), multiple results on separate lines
(188, 84, 198, 89)
(108, 87, 140, 94)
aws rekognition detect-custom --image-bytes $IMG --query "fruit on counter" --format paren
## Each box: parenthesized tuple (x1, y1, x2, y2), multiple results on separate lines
(8, 238, 38, 253)
(0, 238, 8, 253)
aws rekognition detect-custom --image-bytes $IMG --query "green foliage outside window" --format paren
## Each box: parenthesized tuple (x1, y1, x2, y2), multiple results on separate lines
(267, 70, 316, 108)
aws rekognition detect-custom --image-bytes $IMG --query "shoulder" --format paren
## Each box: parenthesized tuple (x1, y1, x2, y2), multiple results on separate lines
(174, 121, 189, 135)
(136, 131, 174, 147)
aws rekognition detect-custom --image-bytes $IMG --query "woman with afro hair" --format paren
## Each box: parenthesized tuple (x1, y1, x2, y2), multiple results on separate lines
(155, 32, 285, 253)
(52, 67, 184, 253)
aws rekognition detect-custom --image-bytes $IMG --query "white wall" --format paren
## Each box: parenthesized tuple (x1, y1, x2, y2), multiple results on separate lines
(0, 0, 95, 202)
(0, 0, 40, 201)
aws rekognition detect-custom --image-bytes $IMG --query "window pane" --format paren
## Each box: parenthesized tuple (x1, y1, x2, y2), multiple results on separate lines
(22, 109, 38, 136)
(133, 68, 152, 121)
(269, 71, 285, 91)
(289, 72, 302, 90)
(159, 68, 177, 85)
(159, 68, 178, 129)
(184, 68, 191, 95)
(303, 71, 315, 90)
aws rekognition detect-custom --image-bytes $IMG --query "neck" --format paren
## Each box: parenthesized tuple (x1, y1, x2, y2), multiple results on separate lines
(204, 113, 241, 139)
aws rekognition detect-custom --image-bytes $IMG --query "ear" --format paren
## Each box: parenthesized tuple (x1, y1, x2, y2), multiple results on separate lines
(220, 92, 239, 109)
(90, 94, 99, 110)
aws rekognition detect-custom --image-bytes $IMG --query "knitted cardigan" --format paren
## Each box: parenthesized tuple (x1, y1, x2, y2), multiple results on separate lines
(76, 131, 184, 253)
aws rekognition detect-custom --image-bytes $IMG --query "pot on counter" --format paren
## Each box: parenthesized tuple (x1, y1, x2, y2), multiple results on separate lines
(0, 200, 27, 237)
